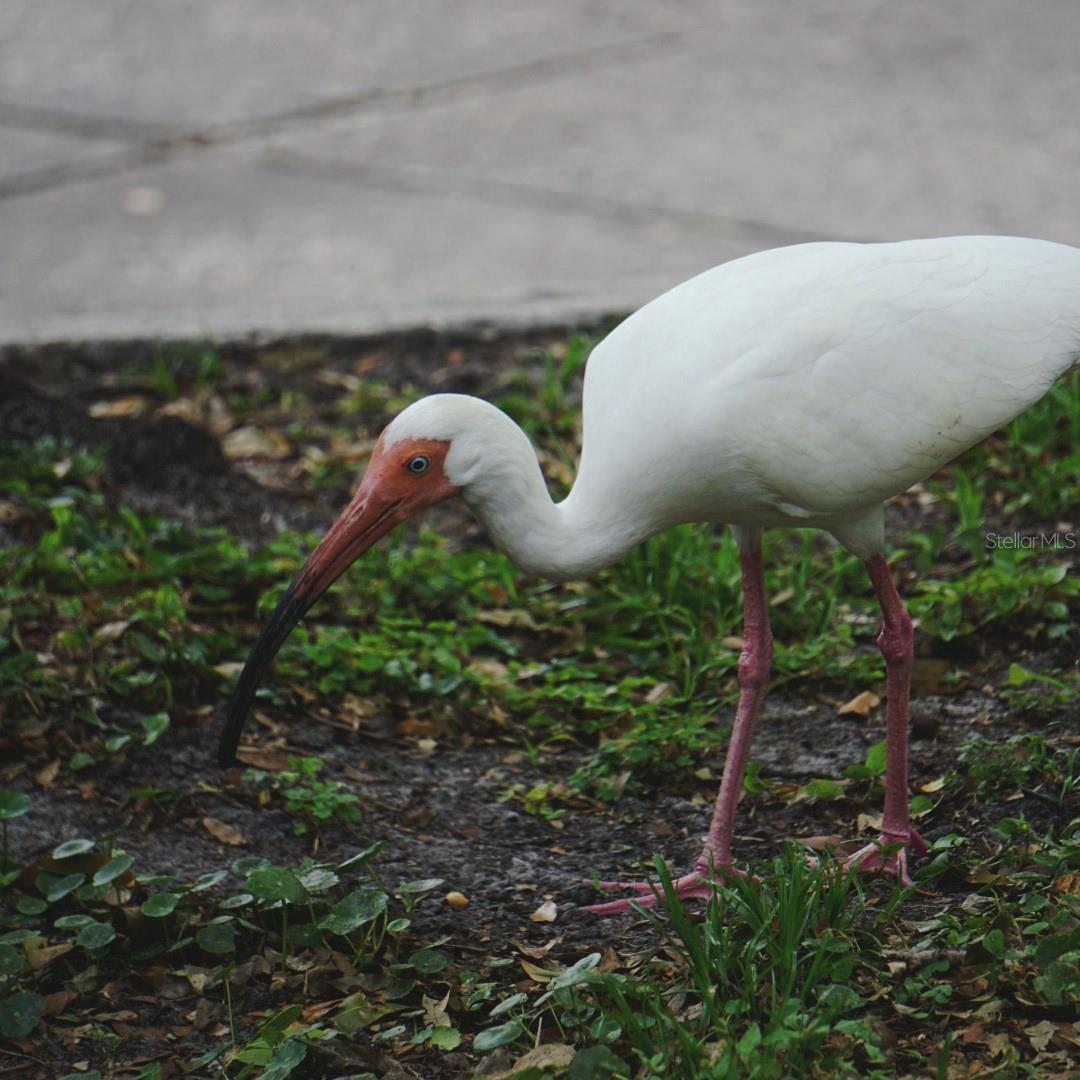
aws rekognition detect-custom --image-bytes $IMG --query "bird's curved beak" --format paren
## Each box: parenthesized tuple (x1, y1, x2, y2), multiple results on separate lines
(217, 444, 454, 767)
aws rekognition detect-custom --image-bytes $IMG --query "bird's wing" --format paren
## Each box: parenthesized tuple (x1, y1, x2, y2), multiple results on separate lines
(728, 238, 1080, 515)
(576, 237, 1080, 525)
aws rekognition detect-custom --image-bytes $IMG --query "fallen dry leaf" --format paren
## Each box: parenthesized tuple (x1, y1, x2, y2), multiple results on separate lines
(967, 863, 1009, 885)
(1052, 871, 1080, 896)
(422, 990, 452, 1028)
(94, 620, 131, 644)
(508, 1044, 575, 1073)
(514, 938, 558, 959)
(1025, 1020, 1056, 1053)
(42, 990, 76, 1017)
(339, 693, 375, 729)
(317, 369, 362, 392)
(0, 500, 24, 524)
(222, 426, 291, 461)
(234, 747, 293, 771)
(399, 717, 437, 739)
(88, 395, 153, 418)
(202, 817, 245, 846)
(301, 999, 340, 1023)
(475, 609, 543, 631)
(468, 658, 511, 683)
(961, 1022, 986, 1045)
(799, 834, 845, 853)
(838, 690, 881, 717)
(34, 759, 61, 789)
(326, 435, 377, 460)
(645, 681, 672, 704)
(177, 966, 212, 994)
(26, 941, 74, 972)
(520, 959, 559, 982)
(154, 395, 202, 425)
(596, 947, 622, 973)
(157, 393, 235, 436)
(529, 900, 558, 923)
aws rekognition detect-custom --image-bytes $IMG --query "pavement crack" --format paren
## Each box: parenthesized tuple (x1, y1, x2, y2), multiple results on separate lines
(0, 144, 171, 201)
(233, 29, 696, 131)
(262, 150, 856, 247)
(0, 30, 697, 202)
(0, 100, 182, 142)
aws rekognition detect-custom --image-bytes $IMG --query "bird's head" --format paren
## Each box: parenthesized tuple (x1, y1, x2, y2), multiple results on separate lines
(217, 393, 511, 767)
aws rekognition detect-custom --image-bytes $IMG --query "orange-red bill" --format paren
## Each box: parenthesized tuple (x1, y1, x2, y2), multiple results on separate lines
(217, 435, 457, 768)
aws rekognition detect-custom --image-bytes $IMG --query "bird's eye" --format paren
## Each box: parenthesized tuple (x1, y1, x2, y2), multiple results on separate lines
(407, 455, 430, 475)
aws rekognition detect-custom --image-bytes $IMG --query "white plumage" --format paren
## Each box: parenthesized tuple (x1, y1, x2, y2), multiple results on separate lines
(223, 235, 1080, 913)
(387, 235, 1080, 574)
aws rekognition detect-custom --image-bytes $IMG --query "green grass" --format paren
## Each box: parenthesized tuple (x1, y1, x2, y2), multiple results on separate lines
(3, 787, 1077, 1075)
(242, 756, 362, 835)
(0, 796, 444, 1067)
(457, 823, 1080, 1078)
(580, 850, 885, 1079)
(1, 405, 1076, 795)
(1001, 662, 1080, 720)
(1, 345, 1077, 1076)
(959, 731, 1079, 803)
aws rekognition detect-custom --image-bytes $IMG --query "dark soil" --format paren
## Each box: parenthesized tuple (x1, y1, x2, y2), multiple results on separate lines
(1, 335, 1076, 1078)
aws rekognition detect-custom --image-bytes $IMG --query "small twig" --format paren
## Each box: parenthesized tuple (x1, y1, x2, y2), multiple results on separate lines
(881, 947, 967, 968)
(1022, 787, 1064, 809)
(0, 1045, 50, 1071)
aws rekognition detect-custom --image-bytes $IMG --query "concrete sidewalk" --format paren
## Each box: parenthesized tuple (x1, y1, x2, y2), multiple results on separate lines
(2, 1, 1079, 345)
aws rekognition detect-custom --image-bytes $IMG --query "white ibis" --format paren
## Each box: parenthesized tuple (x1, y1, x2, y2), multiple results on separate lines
(219, 235, 1080, 914)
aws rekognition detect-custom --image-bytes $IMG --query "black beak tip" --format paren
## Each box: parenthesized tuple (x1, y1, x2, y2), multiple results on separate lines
(217, 702, 243, 768)
(216, 586, 307, 774)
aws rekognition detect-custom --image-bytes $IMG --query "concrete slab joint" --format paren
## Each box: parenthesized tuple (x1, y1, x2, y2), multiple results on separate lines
(0, 0, 1077, 345)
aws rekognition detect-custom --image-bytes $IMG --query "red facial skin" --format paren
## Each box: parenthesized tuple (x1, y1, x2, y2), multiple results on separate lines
(292, 437, 458, 600)
(218, 437, 457, 766)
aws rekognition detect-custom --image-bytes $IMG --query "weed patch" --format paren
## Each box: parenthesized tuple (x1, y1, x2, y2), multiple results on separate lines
(0, 340, 1076, 1077)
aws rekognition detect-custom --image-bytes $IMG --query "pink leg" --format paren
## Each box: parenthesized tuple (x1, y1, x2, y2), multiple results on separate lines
(584, 542, 772, 915)
(701, 542, 772, 867)
(843, 554, 928, 884)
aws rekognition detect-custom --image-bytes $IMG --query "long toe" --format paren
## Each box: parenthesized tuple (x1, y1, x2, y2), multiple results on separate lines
(580, 868, 723, 916)
(907, 826, 930, 854)
(580, 891, 665, 916)
(584, 879, 666, 894)
(843, 831, 925, 887)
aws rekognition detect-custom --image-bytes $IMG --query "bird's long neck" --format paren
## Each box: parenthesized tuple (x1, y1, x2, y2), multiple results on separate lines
(455, 417, 646, 581)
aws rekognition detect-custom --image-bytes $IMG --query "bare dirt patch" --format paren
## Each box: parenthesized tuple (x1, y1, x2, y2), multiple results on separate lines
(1, 335, 1076, 1077)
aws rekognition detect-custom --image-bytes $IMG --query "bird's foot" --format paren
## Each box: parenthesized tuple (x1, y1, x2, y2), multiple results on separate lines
(842, 827, 929, 887)
(581, 862, 744, 916)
